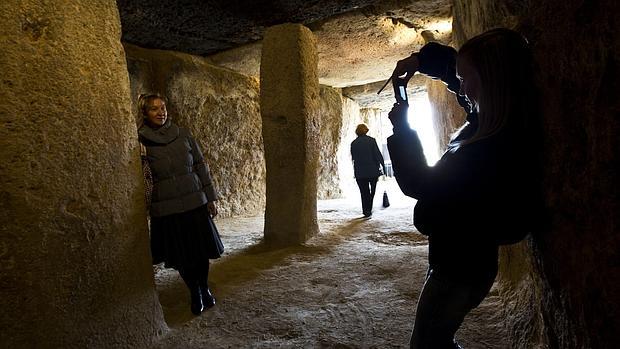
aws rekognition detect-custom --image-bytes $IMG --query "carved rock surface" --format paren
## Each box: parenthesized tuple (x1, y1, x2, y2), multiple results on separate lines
(118, 0, 454, 111)
(426, 79, 466, 151)
(118, 0, 384, 56)
(260, 24, 320, 244)
(318, 86, 345, 199)
(0, 1, 166, 347)
(207, 0, 452, 88)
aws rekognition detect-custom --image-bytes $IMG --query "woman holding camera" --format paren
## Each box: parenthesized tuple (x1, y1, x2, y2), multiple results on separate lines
(387, 29, 541, 348)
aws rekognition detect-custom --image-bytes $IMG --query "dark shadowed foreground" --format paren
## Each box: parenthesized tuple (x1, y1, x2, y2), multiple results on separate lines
(152, 179, 507, 348)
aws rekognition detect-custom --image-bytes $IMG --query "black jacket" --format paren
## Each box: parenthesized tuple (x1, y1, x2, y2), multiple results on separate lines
(387, 43, 538, 281)
(351, 135, 386, 179)
(388, 127, 539, 281)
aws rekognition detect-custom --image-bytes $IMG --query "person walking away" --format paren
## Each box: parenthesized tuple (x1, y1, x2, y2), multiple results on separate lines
(351, 123, 386, 217)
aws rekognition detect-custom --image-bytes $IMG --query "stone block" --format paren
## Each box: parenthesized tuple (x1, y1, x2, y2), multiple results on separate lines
(0, 1, 165, 347)
(260, 24, 320, 244)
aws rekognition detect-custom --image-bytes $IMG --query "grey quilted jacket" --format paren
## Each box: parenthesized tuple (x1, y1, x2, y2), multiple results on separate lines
(139, 120, 218, 217)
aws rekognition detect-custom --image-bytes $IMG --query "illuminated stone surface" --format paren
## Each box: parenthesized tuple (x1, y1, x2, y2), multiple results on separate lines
(260, 24, 320, 245)
(0, 0, 166, 347)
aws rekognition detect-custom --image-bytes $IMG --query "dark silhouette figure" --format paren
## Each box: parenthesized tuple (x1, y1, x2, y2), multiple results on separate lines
(351, 124, 386, 217)
(138, 94, 224, 316)
(387, 29, 541, 348)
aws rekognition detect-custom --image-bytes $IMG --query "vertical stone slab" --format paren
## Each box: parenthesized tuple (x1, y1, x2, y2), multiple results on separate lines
(0, 1, 166, 347)
(426, 79, 466, 152)
(317, 86, 344, 200)
(260, 24, 320, 244)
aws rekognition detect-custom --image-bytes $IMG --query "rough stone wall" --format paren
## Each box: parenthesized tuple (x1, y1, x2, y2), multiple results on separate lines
(0, 1, 166, 347)
(496, 240, 547, 348)
(260, 24, 320, 244)
(337, 97, 360, 196)
(453, 0, 620, 348)
(317, 86, 345, 199)
(124, 44, 266, 218)
(426, 79, 466, 151)
(360, 108, 390, 178)
(362, 108, 388, 145)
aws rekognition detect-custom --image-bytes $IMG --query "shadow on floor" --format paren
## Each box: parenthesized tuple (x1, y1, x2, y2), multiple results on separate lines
(156, 217, 373, 327)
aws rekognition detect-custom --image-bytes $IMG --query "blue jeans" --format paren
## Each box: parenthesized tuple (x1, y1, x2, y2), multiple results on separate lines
(410, 269, 495, 349)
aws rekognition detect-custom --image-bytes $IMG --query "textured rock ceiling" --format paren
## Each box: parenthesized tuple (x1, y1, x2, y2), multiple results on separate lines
(118, 0, 453, 108)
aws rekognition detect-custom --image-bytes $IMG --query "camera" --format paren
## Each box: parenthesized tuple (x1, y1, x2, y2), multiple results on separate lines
(393, 79, 408, 106)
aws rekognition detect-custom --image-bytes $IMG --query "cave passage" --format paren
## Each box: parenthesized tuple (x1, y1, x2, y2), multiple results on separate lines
(151, 183, 509, 348)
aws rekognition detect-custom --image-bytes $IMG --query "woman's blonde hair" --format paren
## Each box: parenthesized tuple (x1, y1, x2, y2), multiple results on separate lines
(137, 93, 165, 117)
(355, 124, 369, 136)
(456, 28, 537, 145)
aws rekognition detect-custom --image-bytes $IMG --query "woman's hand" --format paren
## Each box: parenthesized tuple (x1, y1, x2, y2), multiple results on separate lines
(392, 54, 419, 83)
(207, 201, 218, 218)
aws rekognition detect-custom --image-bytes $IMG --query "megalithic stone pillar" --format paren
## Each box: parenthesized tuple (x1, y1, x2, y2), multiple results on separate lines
(0, 0, 166, 347)
(260, 24, 320, 245)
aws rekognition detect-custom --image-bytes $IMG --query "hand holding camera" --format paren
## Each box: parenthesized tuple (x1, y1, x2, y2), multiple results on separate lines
(376, 52, 420, 129)
(391, 54, 419, 106)
(392, 53, 419, 82)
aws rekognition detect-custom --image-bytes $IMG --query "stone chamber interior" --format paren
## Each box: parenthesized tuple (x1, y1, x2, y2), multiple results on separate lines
(1, 0, 618, 348)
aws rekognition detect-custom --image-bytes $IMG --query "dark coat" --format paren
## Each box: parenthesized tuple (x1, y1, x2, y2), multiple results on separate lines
(387, 43, 539, 282)
(139, 120, 218, 217)
(389, 127, 540, 281)
(351, 135, 386, 179)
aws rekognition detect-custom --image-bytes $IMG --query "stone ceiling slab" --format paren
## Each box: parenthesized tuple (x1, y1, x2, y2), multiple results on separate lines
(118, 0, 453, 107)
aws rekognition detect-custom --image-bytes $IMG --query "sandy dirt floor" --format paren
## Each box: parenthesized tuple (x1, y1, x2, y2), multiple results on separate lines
(152, 179, 508, 348)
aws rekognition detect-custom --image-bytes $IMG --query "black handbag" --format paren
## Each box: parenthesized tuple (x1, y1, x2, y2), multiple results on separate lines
(382, 190, 390, 208)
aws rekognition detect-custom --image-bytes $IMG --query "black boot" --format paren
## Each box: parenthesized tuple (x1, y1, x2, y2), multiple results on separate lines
(197, 266, 216, 309)
(180, 270, 204, 315)
(201, 287, 216, 309)
(189, 285, 204, 315)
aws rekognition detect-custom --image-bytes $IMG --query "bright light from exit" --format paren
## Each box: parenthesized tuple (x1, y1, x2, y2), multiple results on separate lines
(408, 93, 440, 166)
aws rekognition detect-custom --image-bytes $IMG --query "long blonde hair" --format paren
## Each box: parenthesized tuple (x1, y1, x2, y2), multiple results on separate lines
(456, 28, 537, 145)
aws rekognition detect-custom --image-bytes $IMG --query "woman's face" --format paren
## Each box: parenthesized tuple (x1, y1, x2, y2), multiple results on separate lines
(144, 98, 167, 127)
(456, 55, 482, 113)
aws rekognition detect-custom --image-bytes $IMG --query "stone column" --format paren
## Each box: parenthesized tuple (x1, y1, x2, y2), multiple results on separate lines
(426, 79, 466, 152)
(0, 1, 166, 347)
(260, 24, 320, 244)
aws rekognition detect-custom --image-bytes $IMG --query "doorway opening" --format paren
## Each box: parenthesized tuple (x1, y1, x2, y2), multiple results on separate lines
(408, 92, 440, 166)
(337, 90, 440, 211)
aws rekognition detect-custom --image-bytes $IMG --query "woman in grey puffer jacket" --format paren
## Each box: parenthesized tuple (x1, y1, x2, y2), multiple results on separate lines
(138, 94, 224, 316)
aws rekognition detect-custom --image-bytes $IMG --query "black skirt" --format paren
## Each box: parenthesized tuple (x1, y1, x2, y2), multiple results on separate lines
(150, 204, 224, 270)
